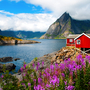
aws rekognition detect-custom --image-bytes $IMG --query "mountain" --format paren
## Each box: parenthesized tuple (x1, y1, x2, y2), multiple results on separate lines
(0, 30, 17, 38)
(0, 30, 45, 39)
(14, 31, 45, 39)
(40, 12, 90, 39)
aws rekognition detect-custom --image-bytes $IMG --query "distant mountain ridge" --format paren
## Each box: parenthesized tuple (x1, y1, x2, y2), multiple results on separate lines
(40, 12, 90, 39)
(0, 30, 45, 39)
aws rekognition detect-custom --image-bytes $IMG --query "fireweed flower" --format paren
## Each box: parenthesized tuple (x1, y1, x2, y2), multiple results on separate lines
(50, 64, 54, 70)
(36, 65, 39, 71)
(50, 75, 59, 86)
(75, 65, 82, 70)
(85, 55, 90, 60)
(46, 84, 50, 88)
(23, 73, 26, 76)
(38, 77, 42, 84)
(55, 63, 59, 68)
(0, 88, 2, 90)
(20, 67, 23, 72)
(64, 81, 67, 85)
(23, 64, 26, 69)
(34, 85, 45, 90)
(42, 61, 44, 67)
(37, 62, 40, 67)
(77, 54, 82, 60)
(28, 83, 31, 87)
(1, 75, 4, 78)
(32, 63, 35, 68)
(65, 85, 74, 90)
(60, 63, 65, 71)
(39, 72, 42, 77)
(33, 79, 36, 85)
(22, 83, 26, 88)
(61, 73, 65, 78)
(55, 70, 58, 76)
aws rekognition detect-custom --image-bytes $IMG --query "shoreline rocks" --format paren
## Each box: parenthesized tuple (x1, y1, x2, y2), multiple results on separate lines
(0, 57, 20, 72)
(0, 63, 16, 72)
(0, 57, 13, 62)
(0, 39, 40, 45)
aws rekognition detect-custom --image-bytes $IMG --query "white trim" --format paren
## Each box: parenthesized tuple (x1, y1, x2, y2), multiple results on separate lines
(74, 33, 90, 40)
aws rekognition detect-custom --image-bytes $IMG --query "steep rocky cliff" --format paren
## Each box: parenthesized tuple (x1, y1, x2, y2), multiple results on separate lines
(40, 12, 90, 39)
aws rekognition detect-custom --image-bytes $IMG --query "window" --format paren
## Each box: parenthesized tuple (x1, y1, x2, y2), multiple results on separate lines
(69, 39, 73, 42)
(77, 40, 80, 44)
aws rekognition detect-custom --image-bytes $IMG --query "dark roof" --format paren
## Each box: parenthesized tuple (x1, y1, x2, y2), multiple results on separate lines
(67, 33, 90, 39)
(67, 34, 80, 39)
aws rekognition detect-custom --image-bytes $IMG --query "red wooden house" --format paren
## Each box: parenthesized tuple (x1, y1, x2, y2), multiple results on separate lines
(74, 33, 90, 48)
(66, 34, 80, 46)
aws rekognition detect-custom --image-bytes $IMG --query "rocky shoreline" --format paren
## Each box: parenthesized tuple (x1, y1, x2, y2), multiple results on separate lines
(0, 57, 20, 72)
(13, 46, 85, 79)
(0, 63, 16, 72)
(0, 39, 40, 45)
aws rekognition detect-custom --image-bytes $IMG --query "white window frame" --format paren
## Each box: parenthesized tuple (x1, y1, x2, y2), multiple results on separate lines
(69, 39, 73, 42)
(77, 40, 80, 44)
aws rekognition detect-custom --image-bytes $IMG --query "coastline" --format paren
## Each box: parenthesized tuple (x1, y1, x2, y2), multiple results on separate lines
(13, 46, 84, 79)
(0, 39, 40, 45)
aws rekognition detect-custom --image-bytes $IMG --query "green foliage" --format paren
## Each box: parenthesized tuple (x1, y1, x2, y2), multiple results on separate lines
(0, 35, 4, 40)
(54, 34, 66, 39)
(68, 20, 71, 27)
(1, 71, 20, 90)
(46, 34, 51, 37)
(69, 31, 73, 34)
(34, 57, 38, 62)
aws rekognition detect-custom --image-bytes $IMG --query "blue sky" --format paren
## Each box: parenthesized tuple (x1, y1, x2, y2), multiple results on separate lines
(0, 0, 90, 31)
(0, 0, 51, 14)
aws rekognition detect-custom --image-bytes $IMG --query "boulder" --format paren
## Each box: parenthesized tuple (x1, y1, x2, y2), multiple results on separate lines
(14, 58, 20, 61)
(0, 63, 16, 72)
(56, 59, 60, 64)
(0, 57, 13, 62)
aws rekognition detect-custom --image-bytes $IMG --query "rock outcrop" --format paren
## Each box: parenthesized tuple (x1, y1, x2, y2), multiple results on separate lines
(40, 12, 90, 39)
(0, 63, 16, 72)
(26, 46, 85, 70)
(0, 57, 13, 62)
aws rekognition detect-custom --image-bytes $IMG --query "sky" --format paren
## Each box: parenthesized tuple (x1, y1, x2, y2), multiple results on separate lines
(0, 0, 90, 32)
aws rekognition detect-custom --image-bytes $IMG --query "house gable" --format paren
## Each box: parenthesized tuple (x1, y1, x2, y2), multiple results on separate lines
(75, 33, 90, 48)
(74, 33, 90, 40)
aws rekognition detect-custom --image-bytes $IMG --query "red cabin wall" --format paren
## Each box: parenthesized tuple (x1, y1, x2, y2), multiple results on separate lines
(67, 38, 75, 46)
(75, 35, 90, 48)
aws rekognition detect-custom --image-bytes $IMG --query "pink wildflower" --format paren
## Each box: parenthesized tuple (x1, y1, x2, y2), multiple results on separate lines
(0, 88, 2, 90)
(1, 75, 4, 78)
(20, 67, 23, 72)
(28, 83, 31, 87)
(23, 64, 26, 69)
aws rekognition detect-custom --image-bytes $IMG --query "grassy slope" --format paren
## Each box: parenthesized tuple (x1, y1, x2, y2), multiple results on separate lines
(0, 35, 22, 41)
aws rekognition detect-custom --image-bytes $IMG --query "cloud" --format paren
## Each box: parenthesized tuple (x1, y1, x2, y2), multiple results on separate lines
(10, 0, 90, 20)
(0, 10, 14, 16)
(1, 0, 90, 31)
(0, 11, 56, 31)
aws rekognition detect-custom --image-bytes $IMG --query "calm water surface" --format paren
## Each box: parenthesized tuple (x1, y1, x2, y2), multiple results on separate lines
(0, 39, 66, 72)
